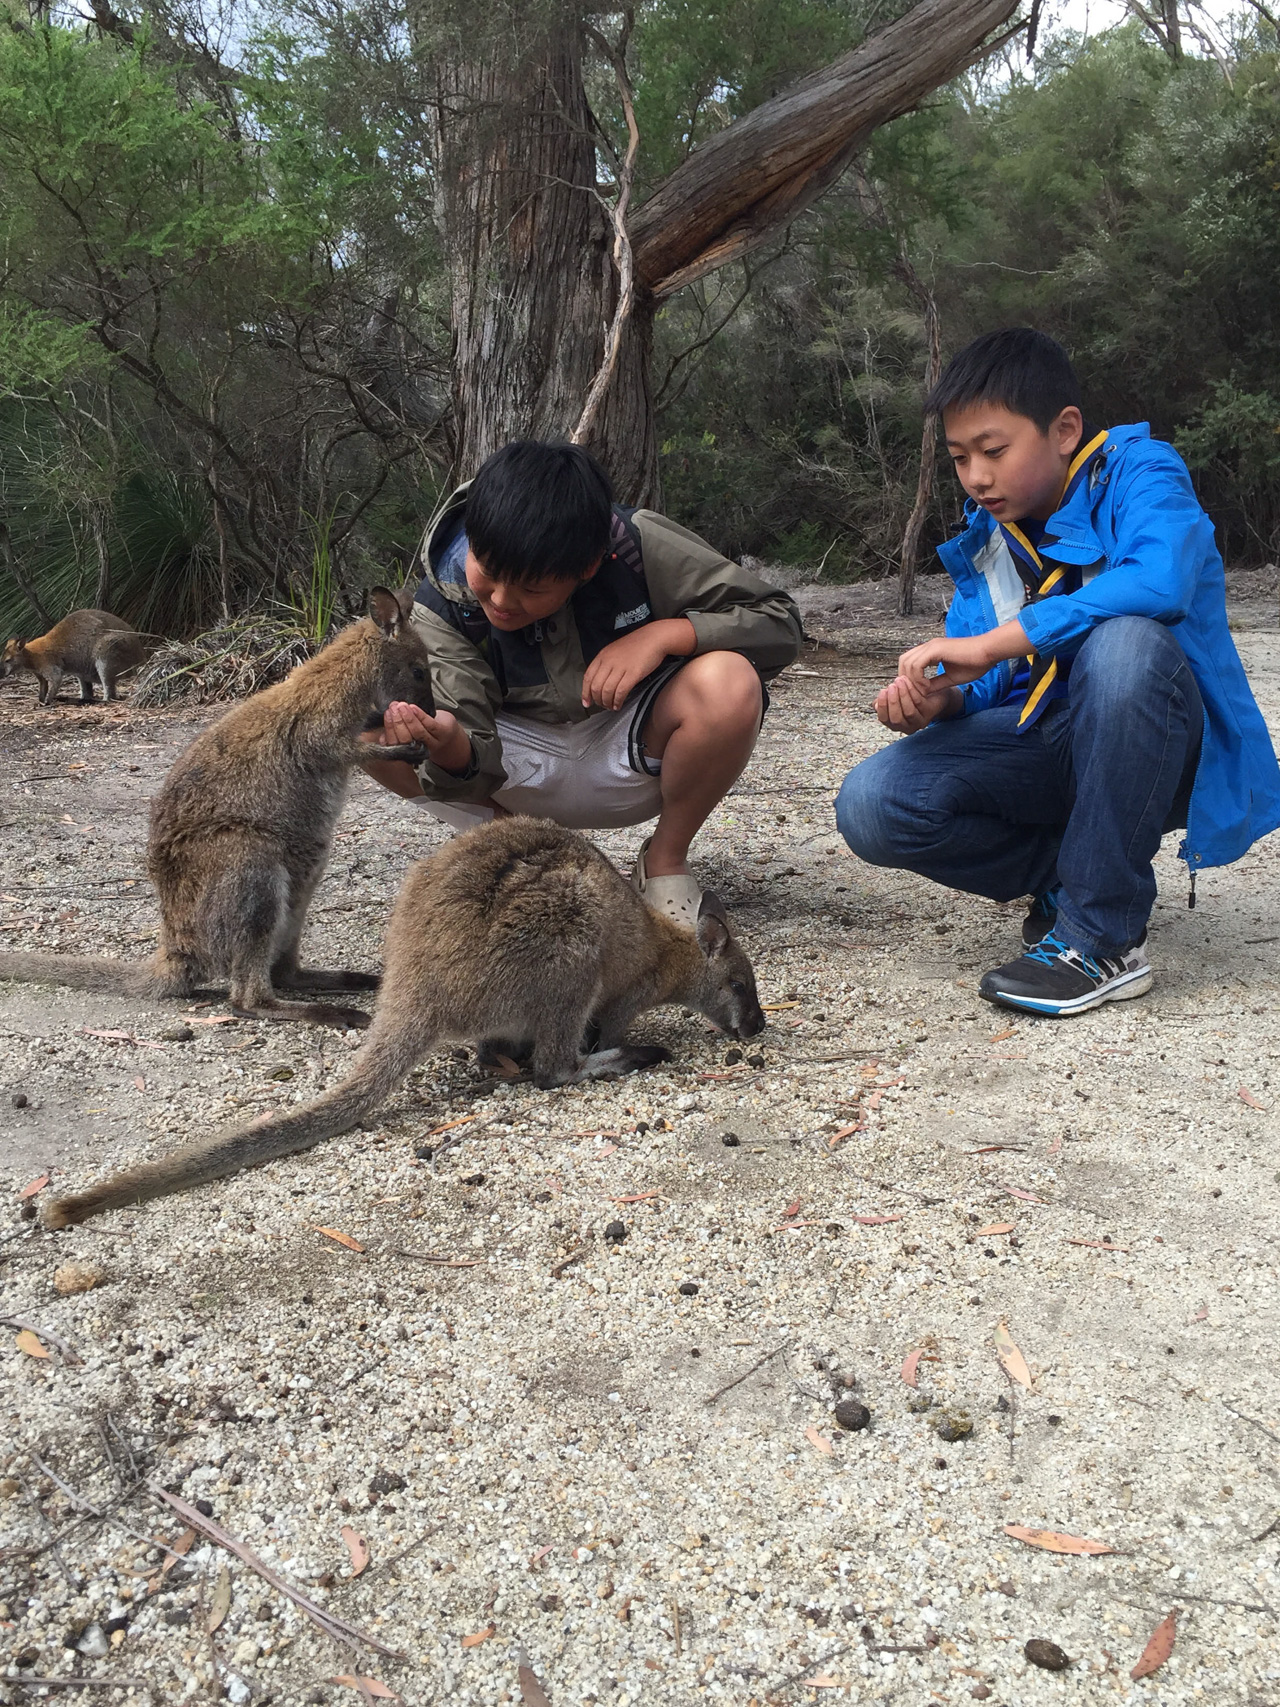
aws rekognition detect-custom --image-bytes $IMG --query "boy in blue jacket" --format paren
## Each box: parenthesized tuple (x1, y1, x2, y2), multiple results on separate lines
(835, 327, 1280, 1016)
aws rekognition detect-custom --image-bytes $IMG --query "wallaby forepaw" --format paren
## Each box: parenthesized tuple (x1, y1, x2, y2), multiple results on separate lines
(571, 1043, 671, 1082)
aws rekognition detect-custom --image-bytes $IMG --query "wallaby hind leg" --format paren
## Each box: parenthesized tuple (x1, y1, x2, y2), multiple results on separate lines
(270, 860, 379, 995)
(79, 676, 96, 704)
(573, 1043, 672, 1081)
(220, 860, 370, 1029)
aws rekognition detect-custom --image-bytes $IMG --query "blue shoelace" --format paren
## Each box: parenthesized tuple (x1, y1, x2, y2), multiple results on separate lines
(1024, 930, 1107, 981)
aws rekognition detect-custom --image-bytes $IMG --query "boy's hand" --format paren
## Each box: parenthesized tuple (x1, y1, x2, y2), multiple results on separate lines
(366, 702, 473, 774)
(896, 621, 1032, 691)
(875, 674, 961, 733)
(581, 617, 697, 711)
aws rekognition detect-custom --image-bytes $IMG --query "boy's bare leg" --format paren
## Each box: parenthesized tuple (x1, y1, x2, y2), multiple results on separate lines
(639, 651, 763, 877)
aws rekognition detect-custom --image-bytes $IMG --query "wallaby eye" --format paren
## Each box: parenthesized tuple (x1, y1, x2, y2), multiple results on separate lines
(411, 666, 426, 682)
(730, 980, 747, 997)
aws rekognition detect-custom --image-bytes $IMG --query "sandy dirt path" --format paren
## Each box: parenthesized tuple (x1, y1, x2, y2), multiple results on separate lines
(1, 570, 1277, 1705)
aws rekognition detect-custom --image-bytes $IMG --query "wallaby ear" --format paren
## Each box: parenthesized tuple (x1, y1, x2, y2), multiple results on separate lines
(695, 889, 730, 957)
(394, 581, 417, 621)
(368, 586, 403, 639)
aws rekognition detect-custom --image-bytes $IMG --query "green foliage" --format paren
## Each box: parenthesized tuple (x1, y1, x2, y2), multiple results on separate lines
(661, 19, 1280, 566)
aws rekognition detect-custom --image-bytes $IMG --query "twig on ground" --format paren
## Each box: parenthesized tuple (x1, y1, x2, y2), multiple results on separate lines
(704, 1337, 791, 1405)
(8, 1681, 152, 1693)
(11, 1465, 79, 1592)
(1249, 1514, 1280, 1545)
(26, 1451, 186, 1561)
(363, 1524, 445, 1581)
(151, 1486, 404, 1660)
(1224, 1403, 1280, 1447)
(671, 1598, 682, 1656)
(551, 1246, 588, 1279)
(2, 1316, 83, 1364)
(834, 1172, 946, 1206)
(386, 1250, 482, 1268)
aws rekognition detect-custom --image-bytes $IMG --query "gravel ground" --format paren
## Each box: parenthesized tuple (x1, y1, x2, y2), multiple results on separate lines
(2, 568, 1278, 1707)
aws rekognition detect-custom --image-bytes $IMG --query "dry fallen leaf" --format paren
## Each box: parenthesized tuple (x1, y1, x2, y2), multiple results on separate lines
(826, 1123, 861, 1150)
(805, 1426, 834, 1456)
(492, 1054, 522, 1079)
(901, 1349, 923, 1388)
(595, 1143, 619, 1158)
(608, 1190, 661, 1204)
(1190, 1305, 1209, 1322)
(1004, 1524, 1114, 1556)
(1048, 1131, 1064, 1157)
(341, 1526, 370, 1577)
(854, 1213, 904, 1226)
(1131, 1610, 1177, 1679)
(330, 1677, 399, 1700)
(989, 1026, 1016, 1043)
(133, 1075, 146, 1092)
(207, 1565, 231, 1633)
(1239, 1086, 1267, 1111)
(762, 1001, 800, 1011)
(808, 1679, 846, 1690)
(15, 1329, 49, 1359)
(518, 1657, 553, 1706)
(461, 1623, 496, 1648)
(781, 1197, 803, 1220)
(528, 1544, 553, 1567)
(976, 1223, 1015, 1236)
(188, 1015, 238, 1026)
(1066, 1238, 1130, 1252)
(424, 1114, 478, 1138)
(1005, 1187, 1045, 1204)
(994, 1320, 1033, 1389)
(312, 1226, 364, 1253)
(18, 1172, 50, 1200)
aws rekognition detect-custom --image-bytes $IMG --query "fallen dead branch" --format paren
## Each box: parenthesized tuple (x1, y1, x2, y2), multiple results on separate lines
(151, 1486, 404, 1660)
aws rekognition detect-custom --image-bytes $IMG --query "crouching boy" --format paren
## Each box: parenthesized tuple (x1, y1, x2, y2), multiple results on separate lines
(363, 441, 803, 923)
(835, 327, 1280, 1016)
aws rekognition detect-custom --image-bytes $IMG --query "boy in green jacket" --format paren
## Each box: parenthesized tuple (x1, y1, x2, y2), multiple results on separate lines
(363, 441, 803, 924)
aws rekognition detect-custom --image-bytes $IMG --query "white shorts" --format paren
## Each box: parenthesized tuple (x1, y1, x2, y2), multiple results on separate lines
(416, 694, 663, 834)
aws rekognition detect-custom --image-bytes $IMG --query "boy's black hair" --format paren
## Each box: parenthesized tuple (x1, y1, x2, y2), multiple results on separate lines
(466, 441, 613, 585)
(926, 328, 1082, 433)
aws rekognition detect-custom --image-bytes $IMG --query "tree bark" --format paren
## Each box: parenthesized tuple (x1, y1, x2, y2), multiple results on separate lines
(631, 0, 1021, 299)
(430, 0, 1019, 502)
(432, 27, 658, 502)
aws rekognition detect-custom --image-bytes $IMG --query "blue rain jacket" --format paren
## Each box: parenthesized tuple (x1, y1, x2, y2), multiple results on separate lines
(938, 423, 1280, 871)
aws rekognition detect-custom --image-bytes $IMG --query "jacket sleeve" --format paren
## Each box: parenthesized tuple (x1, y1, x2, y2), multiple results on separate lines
(408, 601, 507, 804)
(943, 571, 1011, 717)
(1018, 441, 1211, 658)
(634, 512, 804, 676)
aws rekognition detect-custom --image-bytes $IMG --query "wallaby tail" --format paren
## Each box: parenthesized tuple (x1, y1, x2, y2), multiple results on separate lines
(42, 1018, 424, 1229)
(0, 951, 167, 996)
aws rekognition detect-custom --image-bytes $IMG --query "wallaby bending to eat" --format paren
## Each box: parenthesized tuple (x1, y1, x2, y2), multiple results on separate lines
(1, 608, 157, 705)
(0, 587, 432, 1029)
(42, 816, 766, 1227)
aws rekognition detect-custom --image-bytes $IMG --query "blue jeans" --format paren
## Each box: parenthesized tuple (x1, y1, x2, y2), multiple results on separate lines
(834, 616, 1204, 956)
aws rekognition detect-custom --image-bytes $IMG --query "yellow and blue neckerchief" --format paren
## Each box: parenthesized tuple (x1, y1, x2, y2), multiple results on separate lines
(999, 428, 1109, 730)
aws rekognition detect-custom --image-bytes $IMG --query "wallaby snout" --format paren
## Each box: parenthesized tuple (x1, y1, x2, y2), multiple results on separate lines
(368, 585, 435, 720)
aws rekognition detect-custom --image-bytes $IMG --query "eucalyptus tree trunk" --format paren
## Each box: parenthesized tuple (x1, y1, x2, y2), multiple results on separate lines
(432, 28, 658, 503)
(430, 0, 1020, 504)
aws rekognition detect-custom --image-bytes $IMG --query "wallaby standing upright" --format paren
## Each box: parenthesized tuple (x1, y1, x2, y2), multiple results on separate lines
(43, 816, 766, 1226)
(0, 609, 154, 705)
(0, 587, 432, 1029)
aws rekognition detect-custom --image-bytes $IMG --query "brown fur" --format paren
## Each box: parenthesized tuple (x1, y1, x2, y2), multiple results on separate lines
(0, 609, 155, 705)
(42, 816, 766, 1227)
(0, 586, 432, 1030)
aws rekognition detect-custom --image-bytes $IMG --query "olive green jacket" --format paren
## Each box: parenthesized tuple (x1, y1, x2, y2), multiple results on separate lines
(407, 485, 803, 804)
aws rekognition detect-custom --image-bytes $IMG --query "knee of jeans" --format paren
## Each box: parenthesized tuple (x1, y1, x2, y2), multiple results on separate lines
(1073, 615, 1187, 704)
(834, 765, 893, 863)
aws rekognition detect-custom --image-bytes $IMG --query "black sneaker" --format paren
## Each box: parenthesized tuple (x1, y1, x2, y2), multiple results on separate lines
(1021, 884, 1062, 948)
(980, 930, 1151, 1016)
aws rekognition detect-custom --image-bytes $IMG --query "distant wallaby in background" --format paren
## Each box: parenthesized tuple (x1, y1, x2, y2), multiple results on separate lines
(0, 609, 156, 705)
(0, 587, 433, 1029)
(43, 816, 766, 1226)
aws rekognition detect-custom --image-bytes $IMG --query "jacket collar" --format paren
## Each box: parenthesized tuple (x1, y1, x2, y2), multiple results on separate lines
(946, 423, 1152, 573)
